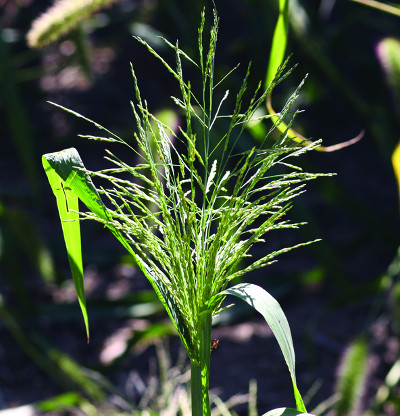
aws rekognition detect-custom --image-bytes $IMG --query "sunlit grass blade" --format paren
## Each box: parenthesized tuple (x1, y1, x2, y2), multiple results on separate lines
(219, 283, 307, 413)
(42, 152, 89, 341)
(43, 148, 193, 355)
(266, 0, 290, 87)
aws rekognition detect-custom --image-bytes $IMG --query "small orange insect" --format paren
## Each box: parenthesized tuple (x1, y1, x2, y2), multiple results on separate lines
(211, 338, 220, 352)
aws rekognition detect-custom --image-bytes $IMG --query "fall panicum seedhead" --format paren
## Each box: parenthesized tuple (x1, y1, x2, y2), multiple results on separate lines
(73, 17, 327, 356)
(27, 0, 119, 48)
(43, 10, 327, 414)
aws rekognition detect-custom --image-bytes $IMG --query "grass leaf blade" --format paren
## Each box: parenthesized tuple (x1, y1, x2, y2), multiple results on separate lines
(42, 151, 89, 341)
(43, 148, 194, 355)
(266, 0, 290, 87)
(220, 283, 307, 413)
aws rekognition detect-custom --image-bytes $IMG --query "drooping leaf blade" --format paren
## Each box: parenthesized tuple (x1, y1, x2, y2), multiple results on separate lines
(220, 283, 307, 413)
(43, 148, 109, 221)
(42, 148, 194, 355)
(42, 152, 89, 340)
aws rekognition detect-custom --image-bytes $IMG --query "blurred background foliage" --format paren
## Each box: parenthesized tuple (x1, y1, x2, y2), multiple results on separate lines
(0, 0, 400, 415)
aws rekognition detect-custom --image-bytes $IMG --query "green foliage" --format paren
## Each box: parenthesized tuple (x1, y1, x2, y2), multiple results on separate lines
(221, 283, 307, 412)
(1, 0, 399, 413)
(265, 0, 290, 87)
(43, 9, 327, 415)
(261, 0, 363, 152)
(43, 151, 90, 340)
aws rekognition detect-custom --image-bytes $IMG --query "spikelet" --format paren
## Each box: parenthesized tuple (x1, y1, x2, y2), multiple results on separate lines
(27, 0, 119, 48)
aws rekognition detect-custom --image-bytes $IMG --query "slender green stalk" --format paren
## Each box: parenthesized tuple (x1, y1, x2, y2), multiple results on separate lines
(190, 311, 213, 416)
(196, 309, 213, 416)
(191, 360, 203, 416)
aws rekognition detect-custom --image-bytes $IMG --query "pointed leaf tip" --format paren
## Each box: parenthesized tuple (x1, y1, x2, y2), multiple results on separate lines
(42, 150, 90, 340)
(219, 283, 306, 412)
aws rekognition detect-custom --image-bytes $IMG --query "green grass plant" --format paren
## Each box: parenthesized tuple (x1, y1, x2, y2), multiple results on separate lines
(262, 0, 363, 152)
(42, 9, 328, 416)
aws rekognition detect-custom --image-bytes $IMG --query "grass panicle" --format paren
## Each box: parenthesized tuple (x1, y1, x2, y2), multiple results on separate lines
(73, 6, 327, 365)
(43, 9, 329, 415)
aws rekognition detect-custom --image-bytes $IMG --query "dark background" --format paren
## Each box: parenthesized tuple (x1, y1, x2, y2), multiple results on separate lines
(1, 0, 399, 415)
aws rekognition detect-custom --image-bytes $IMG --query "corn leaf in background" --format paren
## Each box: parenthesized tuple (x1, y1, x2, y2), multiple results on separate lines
(42, 148, 193, 355)
(220, 283, 307, 413)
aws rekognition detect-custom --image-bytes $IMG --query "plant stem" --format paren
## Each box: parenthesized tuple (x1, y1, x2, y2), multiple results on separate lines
(191, 309, 212, 416)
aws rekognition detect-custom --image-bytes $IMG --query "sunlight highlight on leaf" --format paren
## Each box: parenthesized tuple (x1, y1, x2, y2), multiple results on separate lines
(220, 283, 307, 413)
